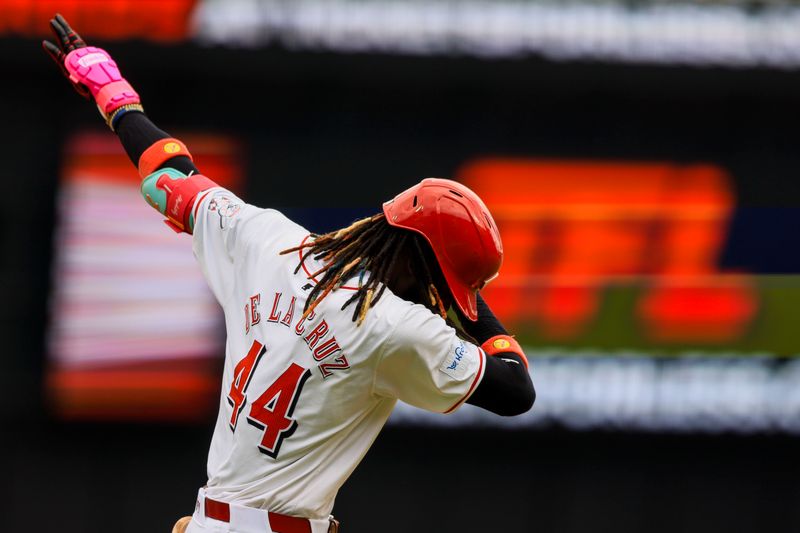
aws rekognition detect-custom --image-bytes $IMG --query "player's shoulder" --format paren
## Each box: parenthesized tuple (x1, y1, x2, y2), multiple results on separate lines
(307, 278, 449, 344)
(241, 207, 307, 248)
(196, 188, 309, 250)
(195, 188, 287, 229)
(360, 287, 456, 350)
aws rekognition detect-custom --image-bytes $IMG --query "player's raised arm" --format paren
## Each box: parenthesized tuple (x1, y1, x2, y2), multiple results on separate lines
(43, 14, 217, 235)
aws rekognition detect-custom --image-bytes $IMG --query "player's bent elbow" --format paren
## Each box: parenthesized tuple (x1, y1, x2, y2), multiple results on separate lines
(493, 381, 535, 417)
(509, 382, 536, 416)
(467, 354, 536, 416)
(521, 382, 536, 414)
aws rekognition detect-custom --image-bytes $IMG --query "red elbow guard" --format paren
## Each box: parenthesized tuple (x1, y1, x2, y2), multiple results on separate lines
(138, 138, 193, 179)
(481, 335, 529, 369)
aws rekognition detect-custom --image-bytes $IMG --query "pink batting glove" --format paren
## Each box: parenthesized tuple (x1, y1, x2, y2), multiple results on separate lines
(43, 14, 142, 129)
(64, 47, 140, 116)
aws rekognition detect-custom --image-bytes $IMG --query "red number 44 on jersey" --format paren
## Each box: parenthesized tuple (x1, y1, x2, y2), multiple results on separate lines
(227, 340, 312, 459)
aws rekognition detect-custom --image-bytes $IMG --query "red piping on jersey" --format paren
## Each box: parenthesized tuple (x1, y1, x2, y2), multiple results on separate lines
(443, 347, 486, 414)
(298, 235, 358, 291)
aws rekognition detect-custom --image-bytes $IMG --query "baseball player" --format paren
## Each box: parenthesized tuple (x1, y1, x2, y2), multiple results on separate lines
(44, 14, 535, 533)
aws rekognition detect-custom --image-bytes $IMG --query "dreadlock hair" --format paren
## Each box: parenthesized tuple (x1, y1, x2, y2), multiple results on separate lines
(280, 213, 449, 326)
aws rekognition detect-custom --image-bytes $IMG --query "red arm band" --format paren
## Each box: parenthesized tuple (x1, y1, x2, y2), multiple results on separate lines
(138, 138, 193, 179)
(140, 167, 218, 235)
(481, 335, 529, 369)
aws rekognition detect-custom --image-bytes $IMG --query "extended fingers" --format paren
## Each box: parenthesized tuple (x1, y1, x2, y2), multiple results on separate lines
(43, 39, 92, 98)
(42, 39, 65, 64)
(49, 17, 69, 51)
(54, 14, 86, 50)
(49, 14, 86, 53)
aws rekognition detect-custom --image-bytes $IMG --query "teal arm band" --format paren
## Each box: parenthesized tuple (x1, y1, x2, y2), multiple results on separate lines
(141, 167, 218, 234)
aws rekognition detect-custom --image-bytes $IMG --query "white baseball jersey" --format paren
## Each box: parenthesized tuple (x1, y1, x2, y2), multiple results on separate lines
(190, 188, 487, 520)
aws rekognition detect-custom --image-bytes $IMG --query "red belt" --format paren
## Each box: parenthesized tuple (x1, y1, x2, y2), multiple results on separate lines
(205, 497, 314, 533)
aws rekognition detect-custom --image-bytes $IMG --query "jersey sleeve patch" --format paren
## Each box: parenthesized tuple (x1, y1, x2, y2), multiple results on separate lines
(439, 339, 476, 381)
(442, 347, 485, 414)
(207, 194, 243, 229)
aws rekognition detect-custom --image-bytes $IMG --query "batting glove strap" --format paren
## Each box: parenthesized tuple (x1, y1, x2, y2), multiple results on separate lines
(141, 168, 218, 234)
(481, 335, 528, 369)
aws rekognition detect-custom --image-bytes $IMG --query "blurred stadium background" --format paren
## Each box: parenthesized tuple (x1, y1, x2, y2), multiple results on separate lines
(2, 0, 800, 531)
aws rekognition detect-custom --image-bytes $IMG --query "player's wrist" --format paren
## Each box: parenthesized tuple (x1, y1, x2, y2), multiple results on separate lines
(106, 103, 145, 131)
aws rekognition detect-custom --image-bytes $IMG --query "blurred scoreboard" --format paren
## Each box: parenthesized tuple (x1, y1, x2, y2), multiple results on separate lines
(462, 159, 756, 348)
(46, 131, 241, 421)
(6, 0, 800, 68)
(390, 159, 800, 434)
(46, 139, 800, 433)
(0, 0, 196, 41)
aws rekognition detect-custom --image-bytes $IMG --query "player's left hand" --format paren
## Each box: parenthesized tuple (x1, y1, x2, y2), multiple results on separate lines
(42, 13, 142, 130)
(42, 14, 91, 98)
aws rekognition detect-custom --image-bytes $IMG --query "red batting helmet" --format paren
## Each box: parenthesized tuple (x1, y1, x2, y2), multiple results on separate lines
(382, 178, 503, 321)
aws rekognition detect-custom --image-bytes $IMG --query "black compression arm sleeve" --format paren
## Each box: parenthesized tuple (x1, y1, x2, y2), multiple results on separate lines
(464, 294, 535, 416)
(467, 354, 534, 416)
(459, 293, 508, 343)
(114, 111, 199, 176)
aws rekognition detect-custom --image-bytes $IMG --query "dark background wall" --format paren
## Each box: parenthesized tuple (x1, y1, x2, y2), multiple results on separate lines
(1, 37, 800, 532)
